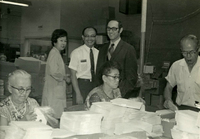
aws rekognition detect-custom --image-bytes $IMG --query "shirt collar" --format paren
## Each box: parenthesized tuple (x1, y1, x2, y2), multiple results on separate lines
(83, 44, 94, 51)
(180, 56, 200, 67)
(110, 37, 121, 47)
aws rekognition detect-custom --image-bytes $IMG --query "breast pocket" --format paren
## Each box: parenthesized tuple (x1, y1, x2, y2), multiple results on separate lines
(177, 80, 185, 94)
(80, 60, 88, 71)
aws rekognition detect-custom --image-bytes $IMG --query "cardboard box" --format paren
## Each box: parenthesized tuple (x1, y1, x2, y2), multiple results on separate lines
(14, 57, 45, 74)
(156, 110, 175, 119)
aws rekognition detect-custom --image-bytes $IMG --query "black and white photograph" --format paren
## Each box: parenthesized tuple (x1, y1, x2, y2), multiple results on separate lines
(0, 0, 200, 138)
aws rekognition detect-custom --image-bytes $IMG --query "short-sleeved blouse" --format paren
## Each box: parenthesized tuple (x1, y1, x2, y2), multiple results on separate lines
(85, 85, 121, 108)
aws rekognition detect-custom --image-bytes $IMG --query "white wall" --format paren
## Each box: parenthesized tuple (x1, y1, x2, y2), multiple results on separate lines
(21, 0, 61, 43)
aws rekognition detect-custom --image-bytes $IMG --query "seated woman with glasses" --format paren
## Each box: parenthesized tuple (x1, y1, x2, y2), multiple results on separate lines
(0, 69, 40, 125)
(85, 61, 122, 108)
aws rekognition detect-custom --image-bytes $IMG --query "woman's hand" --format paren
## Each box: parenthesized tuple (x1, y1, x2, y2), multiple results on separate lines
(24, 111, 37, 121)
(64, 74, 71, 84)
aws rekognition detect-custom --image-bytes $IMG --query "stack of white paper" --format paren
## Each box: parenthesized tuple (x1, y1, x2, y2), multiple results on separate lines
(171, 126, 199, 139)
(100, 135, 138, 139)
(111, 98, 143, 110)
(90, 101, 163, 137)
(156, 109, 175, 119)
(114, 120, 163, 137)
(9, 121, 52, 139)
(175, 110, 199, 134)
(90, 102, 127, 120)
(90, 102, 128, 135)
(196, 112, 200, 128)
(51, 129, 76, 138)
(1, 125, 25, 139)
(120, 110, 163, 137)
(60, 111, 103, 135)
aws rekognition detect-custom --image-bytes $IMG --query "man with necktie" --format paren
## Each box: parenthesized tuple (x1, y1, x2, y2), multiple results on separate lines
(97, 19, 138, 98)
(69, 27, 98, 105)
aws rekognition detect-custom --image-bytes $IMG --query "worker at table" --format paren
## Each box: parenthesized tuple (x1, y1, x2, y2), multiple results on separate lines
(164, 34, 200, 111)
(0, 70, 39, 125)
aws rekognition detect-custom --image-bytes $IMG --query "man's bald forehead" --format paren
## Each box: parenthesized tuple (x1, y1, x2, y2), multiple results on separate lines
(180, 34, 198, 48)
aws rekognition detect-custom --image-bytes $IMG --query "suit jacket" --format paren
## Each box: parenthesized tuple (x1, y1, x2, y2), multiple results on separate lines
(97, 39, 138, 97)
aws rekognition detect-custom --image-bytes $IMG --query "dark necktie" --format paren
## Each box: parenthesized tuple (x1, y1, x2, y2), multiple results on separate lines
(90, 48, 95, 82)
(109, 43, 115, 57)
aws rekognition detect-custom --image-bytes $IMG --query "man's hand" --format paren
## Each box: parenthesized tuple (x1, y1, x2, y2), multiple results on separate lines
(137, 97, 146, 105)
(76, 94, 83, 104)
(164, 99, 178, 111)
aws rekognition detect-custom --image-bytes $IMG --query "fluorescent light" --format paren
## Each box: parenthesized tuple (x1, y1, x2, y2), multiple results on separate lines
(0, 0, 31, 7)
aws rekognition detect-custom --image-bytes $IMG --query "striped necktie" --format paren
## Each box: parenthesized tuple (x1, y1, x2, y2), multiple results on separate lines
(109, 43, 115, 56)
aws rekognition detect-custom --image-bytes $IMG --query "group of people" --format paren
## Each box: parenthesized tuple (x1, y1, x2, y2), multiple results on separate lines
(69, 19, 139, 108)
(0, 19, 200, 126)
(0, 19, 139, 125)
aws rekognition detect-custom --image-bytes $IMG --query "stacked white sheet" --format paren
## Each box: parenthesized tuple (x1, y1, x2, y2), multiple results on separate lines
(89, 98, 163, 137)
(171, 126, 199, 139)
(171, 110, 200, 139)
(60, 111, 103, 135)
(175, 110, 199, 134)
(9, 121, 52, 139)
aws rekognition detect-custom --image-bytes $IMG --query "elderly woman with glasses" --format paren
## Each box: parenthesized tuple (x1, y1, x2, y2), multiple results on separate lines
(85, 61, 122, 108)
(0, 69, 39, 126)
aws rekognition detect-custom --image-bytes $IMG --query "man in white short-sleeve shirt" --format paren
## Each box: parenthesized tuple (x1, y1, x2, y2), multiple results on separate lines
(164, 34, 200, 111)
(69, 27, 99, 105)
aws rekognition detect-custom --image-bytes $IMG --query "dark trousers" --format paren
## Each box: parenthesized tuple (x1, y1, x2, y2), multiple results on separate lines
(72, 79, 95, 105)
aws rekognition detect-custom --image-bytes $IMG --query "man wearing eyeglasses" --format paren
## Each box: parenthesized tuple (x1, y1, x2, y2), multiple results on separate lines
(69, 27, 99, 105)
(164, 34, 200, 111)
(97, 19, 138, 98)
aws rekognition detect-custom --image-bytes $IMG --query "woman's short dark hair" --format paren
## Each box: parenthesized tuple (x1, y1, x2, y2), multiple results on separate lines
(51, 29, 68, 46)
(98, 61, 121, 84)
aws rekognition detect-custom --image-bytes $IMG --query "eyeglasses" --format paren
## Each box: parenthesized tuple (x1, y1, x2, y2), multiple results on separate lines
(107, 27, 118, 32)
(10, 85, 32, 94)
(105, 75, 121, 80)
(84, 35, 96, 38)
(181, 48, 198, 56)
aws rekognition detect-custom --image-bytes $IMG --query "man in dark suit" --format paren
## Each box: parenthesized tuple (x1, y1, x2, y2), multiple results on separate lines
(96, 19, 138, 98)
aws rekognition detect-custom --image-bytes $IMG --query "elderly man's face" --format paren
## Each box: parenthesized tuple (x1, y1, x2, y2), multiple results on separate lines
(10, 76, 31, 104)
(181, 39, 199, 66)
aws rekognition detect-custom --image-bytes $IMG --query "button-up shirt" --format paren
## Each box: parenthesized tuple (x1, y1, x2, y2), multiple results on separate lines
(69, 44, 99, 80)
(165, 56, 200, 107)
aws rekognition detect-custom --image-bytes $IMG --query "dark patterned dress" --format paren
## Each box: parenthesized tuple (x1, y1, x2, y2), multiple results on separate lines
(85, 85, 121, 108)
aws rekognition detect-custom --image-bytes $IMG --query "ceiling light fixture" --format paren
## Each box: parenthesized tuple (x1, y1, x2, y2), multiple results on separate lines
(0, 0, 32, 7)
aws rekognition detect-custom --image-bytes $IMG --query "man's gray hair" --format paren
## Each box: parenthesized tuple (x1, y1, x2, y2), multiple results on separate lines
(180, 34, 199, 48)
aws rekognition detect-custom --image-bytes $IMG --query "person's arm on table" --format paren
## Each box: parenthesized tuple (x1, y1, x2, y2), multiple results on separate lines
(164, 82, 178, 111)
